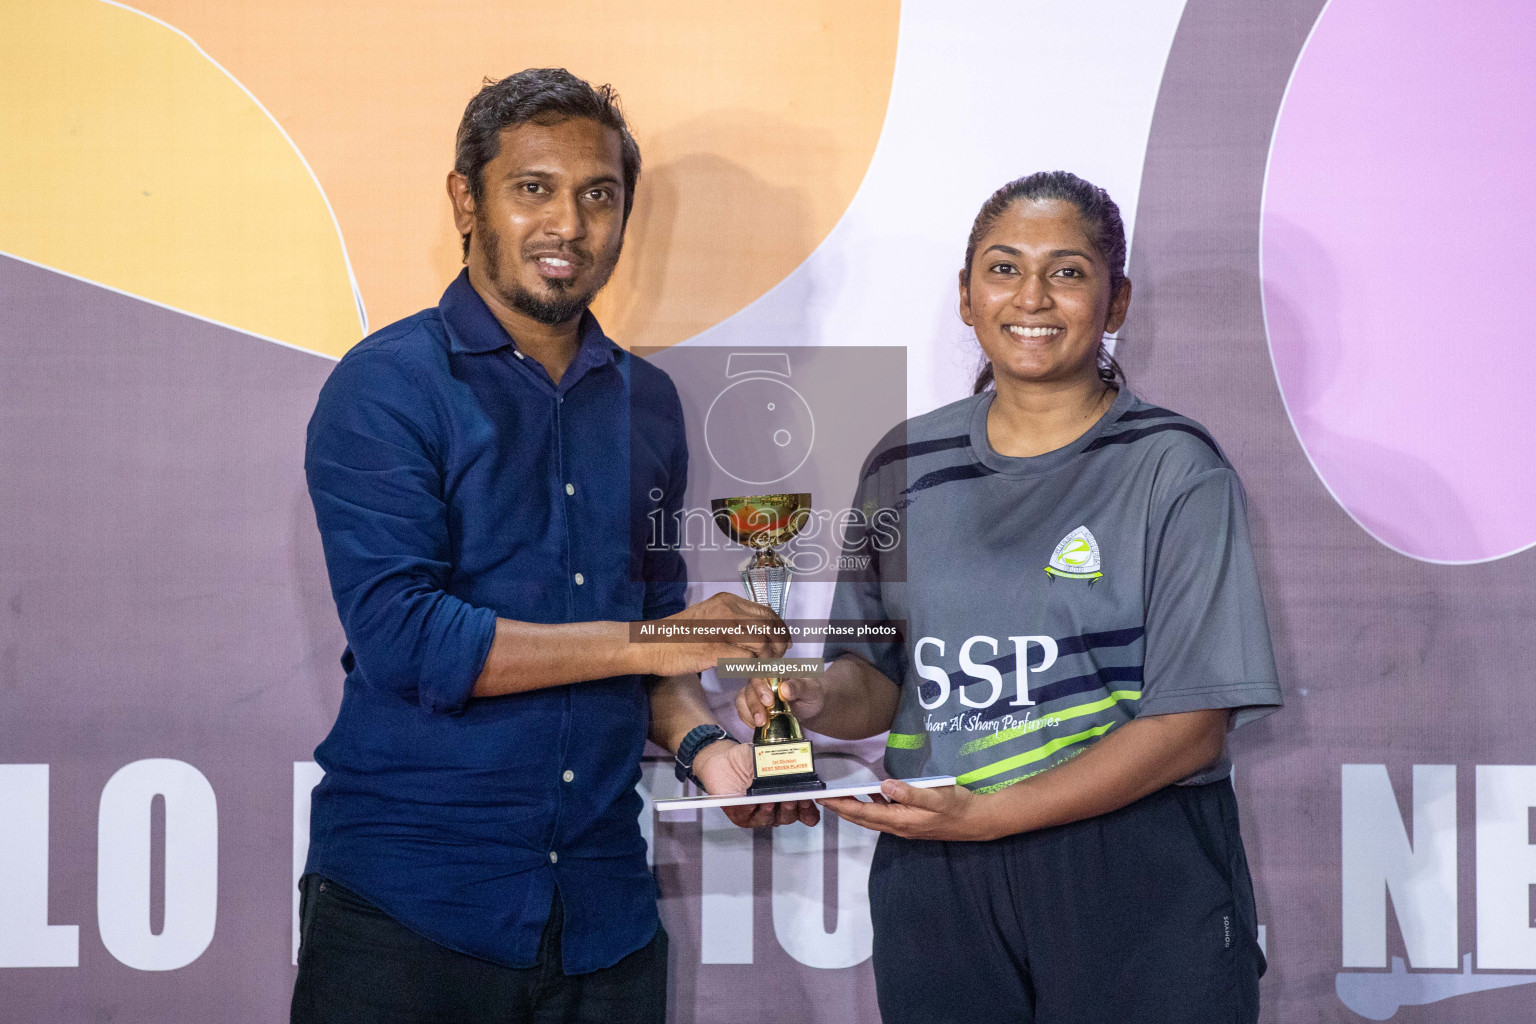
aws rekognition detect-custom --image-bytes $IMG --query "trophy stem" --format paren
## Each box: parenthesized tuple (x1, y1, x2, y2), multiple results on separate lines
(755, 679, 804, 745)
(741, 547, 793, 615)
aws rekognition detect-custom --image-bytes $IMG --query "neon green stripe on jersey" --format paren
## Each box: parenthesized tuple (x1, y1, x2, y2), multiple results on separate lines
(956, 690, 1141, 757)
(972, 776, 1026, 795)
(971, 746, 1091, 794)
(955, 722, 1117, 786)
(886, 732, 926, 749)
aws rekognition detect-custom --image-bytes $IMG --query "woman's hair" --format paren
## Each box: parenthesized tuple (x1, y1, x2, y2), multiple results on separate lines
(965, 171, 1127, 394)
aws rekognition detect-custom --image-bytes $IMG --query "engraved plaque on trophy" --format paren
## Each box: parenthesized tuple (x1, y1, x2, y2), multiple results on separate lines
(711, 493, 827, 796)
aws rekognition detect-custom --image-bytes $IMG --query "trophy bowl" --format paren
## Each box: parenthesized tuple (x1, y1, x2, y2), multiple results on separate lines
(709, 494, 812, 550)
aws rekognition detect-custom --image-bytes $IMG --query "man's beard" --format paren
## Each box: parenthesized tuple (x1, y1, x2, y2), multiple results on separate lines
(476, 214, 620, 327)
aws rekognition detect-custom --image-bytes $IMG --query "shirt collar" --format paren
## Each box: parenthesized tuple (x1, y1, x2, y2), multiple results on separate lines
(438, 269, 620, 372)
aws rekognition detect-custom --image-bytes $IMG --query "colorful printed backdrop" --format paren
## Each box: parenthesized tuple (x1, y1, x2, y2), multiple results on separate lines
(3, 1, 1534, 1021)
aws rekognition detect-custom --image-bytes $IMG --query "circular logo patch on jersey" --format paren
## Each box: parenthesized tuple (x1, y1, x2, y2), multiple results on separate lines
(1045, 526, 1103, 582)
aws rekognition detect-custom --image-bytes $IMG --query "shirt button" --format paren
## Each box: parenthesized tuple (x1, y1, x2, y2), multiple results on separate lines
(565, 483, 575, 496)
(514, 350, 525, 360)
(574, 572, 585, 585)
(549, 851, 559, 864)
(562, 769, 575, 783)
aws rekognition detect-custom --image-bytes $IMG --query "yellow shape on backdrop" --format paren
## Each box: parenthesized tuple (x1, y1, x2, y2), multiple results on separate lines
(0, 0, 363, 358)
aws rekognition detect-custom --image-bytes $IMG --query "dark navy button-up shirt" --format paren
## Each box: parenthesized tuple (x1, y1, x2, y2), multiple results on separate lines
(303, 270, 688, 973)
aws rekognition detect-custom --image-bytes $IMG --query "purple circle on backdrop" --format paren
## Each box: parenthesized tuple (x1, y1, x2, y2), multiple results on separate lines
(1261, 0, 1536, 563)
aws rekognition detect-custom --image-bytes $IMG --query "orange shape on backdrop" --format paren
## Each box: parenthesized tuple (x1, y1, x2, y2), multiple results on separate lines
(134, 0, 900, 351)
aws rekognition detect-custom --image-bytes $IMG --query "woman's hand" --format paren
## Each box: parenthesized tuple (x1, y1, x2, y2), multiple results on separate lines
(735, 674, 826, 731)
(692, 738, 819, 828)
(819, 781, 996, 841)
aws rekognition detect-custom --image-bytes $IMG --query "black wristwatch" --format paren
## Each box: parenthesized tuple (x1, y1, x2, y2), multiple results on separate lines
(674, 724, 738, 787)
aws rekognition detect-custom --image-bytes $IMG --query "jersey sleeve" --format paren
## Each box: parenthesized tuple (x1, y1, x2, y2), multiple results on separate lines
(820, 447, 906, 687)
(1139, 466, 1282, 728)
(822, 568, 904, 685)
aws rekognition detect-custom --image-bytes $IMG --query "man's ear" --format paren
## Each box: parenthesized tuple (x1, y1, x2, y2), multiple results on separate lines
(446, 171, 476, 238)
(1105, 278, 1133, 335)
(958, 268, 974, 327)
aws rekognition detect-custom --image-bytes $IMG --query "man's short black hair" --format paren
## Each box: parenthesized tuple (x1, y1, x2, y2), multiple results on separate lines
(454, 68, 642, 257)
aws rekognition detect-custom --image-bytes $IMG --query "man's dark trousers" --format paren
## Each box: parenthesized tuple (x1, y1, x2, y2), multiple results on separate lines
(291, 876, 667, 1024)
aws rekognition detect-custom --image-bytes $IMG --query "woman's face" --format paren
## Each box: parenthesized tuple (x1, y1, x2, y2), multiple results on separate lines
(960, 198, 1130, 390)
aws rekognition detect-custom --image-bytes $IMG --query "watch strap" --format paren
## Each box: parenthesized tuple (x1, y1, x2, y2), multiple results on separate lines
(675, 724, 737, 786)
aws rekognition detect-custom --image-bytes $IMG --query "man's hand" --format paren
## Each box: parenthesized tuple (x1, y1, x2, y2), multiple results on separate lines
(736, 674, 825, 731)
(639, 592, 790, 678)
(691, 739, 819, 828)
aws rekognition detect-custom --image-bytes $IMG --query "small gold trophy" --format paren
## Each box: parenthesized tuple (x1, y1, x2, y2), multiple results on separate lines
(711, 493, 826, 796)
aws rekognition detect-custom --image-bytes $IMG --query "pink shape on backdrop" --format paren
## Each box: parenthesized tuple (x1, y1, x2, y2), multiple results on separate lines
(1261, 0, 1536, 563)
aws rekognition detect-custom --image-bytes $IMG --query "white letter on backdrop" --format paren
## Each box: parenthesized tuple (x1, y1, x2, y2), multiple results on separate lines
(97, 759, 218, 971)
(701, 806, 754, 964)
(637, 761, 751, 964)
(0, 764, 79, 967)
(772, 762, 876, 969)
(1477, 765, 1536, 970)
(1341, 764, 1457, 968)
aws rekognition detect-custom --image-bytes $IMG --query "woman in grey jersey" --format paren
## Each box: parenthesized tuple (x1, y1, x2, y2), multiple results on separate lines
(738, 172, 1282, 1024)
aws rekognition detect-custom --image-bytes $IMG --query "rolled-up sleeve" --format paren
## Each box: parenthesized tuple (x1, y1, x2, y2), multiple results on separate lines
(305, 349, 496, 714)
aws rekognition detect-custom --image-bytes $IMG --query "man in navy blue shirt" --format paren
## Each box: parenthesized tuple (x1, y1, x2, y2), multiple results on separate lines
(292, 69, 812, 1024)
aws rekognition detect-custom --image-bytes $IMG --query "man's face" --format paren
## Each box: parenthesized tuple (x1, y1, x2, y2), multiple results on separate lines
(452, 118, 627, 327)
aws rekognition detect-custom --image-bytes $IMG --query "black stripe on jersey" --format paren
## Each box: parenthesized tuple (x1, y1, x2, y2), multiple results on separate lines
(976, 664, 1144, 722)
(917, 626, 1147, 705)
(864, 435, 971, 479)
(1084, 423, 1224, 460)
(1055, 626, 1145, 658)
(1116, 405, 1178, 422)
(897, 463, 997, 506)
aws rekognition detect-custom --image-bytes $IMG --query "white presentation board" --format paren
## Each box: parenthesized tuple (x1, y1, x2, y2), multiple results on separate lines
(653, 775, 957, 812)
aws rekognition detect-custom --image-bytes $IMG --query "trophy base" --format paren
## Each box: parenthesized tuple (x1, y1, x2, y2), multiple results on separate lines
(750, 736, 824, 797)
(747, 772, 827, 797)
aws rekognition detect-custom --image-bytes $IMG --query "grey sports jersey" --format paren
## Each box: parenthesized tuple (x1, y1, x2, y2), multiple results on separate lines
(823, 387, 1281, 791)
